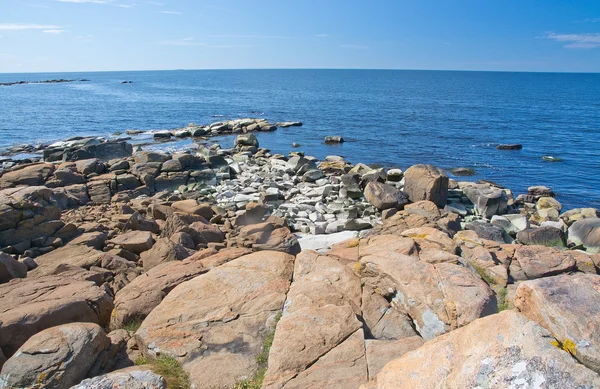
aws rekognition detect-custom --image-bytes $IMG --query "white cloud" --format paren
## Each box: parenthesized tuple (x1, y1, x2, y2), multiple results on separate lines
(43, 29, 67, 34)
(340, 44, 369, 49)
(0, 23, 61, 30)
(546, 32, 600, 49)
(160, 11, 182, 15)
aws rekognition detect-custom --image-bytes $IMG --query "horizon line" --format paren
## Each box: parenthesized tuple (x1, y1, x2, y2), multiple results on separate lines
(1, 67, 599, 75)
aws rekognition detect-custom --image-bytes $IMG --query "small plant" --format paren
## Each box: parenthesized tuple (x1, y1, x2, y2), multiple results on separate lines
(235, 311, 282, 389)
(152, 355, 191, 389)
(121, 315, 145, 332)
(497, 287, 509, 312)
(134, 356, 149, 366)
(471, 263, 495, 285)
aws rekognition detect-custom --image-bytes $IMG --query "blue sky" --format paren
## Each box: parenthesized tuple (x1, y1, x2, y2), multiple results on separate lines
(1, 0, 600, 73)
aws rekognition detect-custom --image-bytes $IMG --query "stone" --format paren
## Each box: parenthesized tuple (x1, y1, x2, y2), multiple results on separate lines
(235, 133, 259, 148)
(133, 151, 170, 164)
(110, 248, 250, 330)
(71, 367, 167, 389)
(139, 237, 192, 270)
(403, 200, 441, 221)
(465, 221, 508, 243)
(0, 253, 27, 284)
(32, 245, 114, 275)
(403, 164, 448, 207)
(463, 183, 509, 218)
(510, 245, 576, 280)
(135, 251, 295, 388)
(108, 231, 154, 254)
(568, 218, 600, 253)
(386, 168, 403, 182)
(75, 159, 104, 175)
(515, 273, 600, 374)
(0, 323, 110, 389)
(363, 182, 409, 211)
(0, 163, 54, 188)
(253, 227, 302, 255)
(496, 143, 523, 150)
(517, 227, 565, 247)
(324, 136, 344, 143)
(370, 311, 600, 388)
(0, 274, 113, 360)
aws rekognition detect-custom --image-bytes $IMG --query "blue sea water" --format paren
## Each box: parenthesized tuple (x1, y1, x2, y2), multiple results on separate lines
(1, 69, 599, 210)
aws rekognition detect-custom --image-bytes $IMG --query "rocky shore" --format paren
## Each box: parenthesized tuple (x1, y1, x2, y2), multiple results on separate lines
(0, 118, 599, 388)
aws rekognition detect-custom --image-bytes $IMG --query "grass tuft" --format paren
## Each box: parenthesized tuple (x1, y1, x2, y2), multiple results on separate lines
(152, 355, 191, 389)
(121, 315, 145, 332)
(497, 287, 509, 312)
(471, 263, 495, 285)
(134, 356, 149, 366)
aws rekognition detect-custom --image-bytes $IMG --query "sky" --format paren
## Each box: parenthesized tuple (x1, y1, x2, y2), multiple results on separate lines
(1, 0, 600, 73)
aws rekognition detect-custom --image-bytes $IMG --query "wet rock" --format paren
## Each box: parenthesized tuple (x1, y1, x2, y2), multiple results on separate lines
(324, 136, 344, 143)
(496, 143, 523, 150)
(0, 323, 109, 388)
(403, 164, 448, 207)
(463, 183, 509, 218)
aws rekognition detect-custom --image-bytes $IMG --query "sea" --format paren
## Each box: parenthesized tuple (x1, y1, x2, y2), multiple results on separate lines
(1, 69, 599, 210)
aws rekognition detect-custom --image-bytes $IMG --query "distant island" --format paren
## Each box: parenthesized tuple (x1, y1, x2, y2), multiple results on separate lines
(0, 79, 90, 87)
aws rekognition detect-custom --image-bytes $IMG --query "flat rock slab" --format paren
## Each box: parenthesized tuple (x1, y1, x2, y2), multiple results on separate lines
(110, 247, 251, 330)
(370, 311, 600, 388)
(108, 231, 154, 254)
(135, 251, 294, 388)
(0, 274, 113, 362)
(515, 273, 600, 373)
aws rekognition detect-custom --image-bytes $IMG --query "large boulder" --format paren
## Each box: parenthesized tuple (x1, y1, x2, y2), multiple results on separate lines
(71, 367, 166, 389)
(32, 245, 115, 275)
(0, 323, 110, 389)
(0, 163, 54, 188)
(403, 164, 448, 207)
(515, 273, 600, 374)
(108, 231, 154, 254)
(509, 245, 576, 280)
(0, 253, 27, 284)
(363, 182, 409, 211)
(135, 251, 295, 388)
(368, 311, 600, 388)
(139, 237, 192, 270)
(568, 218, 600, 253)
(463, 183, 509, 218)
(517, 226, 565, 247)
(0, 274, 113, 361)
(361, 251, 496, 340)
(110, 248, 251, 330)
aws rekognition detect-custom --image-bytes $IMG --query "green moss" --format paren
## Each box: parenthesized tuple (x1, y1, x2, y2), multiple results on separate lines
(235, 311, 282, 389)
(497, 287, 509, 312)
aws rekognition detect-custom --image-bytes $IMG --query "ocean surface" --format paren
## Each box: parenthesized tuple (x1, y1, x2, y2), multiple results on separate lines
(1, 69, 599, 210)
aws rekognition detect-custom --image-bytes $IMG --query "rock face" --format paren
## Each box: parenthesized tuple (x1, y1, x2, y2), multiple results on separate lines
(515, 273, 600, 374)
(361, 252, 497, 340)
(263, 250, 366, 389)
(370, 311, 600, 388)
(403, 164, 448, 207)
(463, 183, 509, 218)
(509, 245, 576, 280)
(0, 274, 113, 360)
(71, 367, 167, 389)
(135, 251, 295, 388)
(568, 218, 600, 253)
(110, 248, 251, 330)
(0, 323, 110, 389)
(363, 182, 408, 211)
